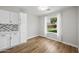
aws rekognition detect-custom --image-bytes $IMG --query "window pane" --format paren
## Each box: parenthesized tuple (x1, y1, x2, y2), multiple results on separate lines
(47, 17, 57, 33)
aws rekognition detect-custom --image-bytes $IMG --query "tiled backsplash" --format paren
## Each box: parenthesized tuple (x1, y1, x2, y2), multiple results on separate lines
(0, 24, 18, 32)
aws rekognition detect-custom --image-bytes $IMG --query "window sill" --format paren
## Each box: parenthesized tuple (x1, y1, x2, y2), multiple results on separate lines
(47, 32, 57, 35)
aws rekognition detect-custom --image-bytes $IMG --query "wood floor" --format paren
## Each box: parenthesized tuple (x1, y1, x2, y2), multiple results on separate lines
(1, 36, 78, 53)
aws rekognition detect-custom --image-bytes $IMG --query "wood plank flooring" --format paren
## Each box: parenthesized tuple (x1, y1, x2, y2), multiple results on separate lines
(1, 36, 78, 53)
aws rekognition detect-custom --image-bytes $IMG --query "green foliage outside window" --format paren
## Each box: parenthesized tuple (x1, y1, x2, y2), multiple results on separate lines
(50, 17, 57, 24)
(47, 17, 57, 33)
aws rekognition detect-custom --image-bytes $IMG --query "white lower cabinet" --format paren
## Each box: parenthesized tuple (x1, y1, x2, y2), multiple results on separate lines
(0, 33, 10, 51)
(0, 32, 20, 51)
(11, 32, 20, 47)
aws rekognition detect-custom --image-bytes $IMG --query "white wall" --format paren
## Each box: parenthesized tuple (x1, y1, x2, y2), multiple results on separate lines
(39, 16, 46, 37)
(61, 7, 77, 47)
(27, 14, 39, 39)
(39, 7, 78, 47)
(77, 7, 79, 48)
(19, 11, 39, 41)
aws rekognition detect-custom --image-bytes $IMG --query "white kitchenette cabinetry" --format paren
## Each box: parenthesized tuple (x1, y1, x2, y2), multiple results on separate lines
(0, 9, 21, 51)
(9, 12, 20, 47)
(11, 32, 20, 47)
(20, 12, 27, 43)
(0, 32, 10, 51)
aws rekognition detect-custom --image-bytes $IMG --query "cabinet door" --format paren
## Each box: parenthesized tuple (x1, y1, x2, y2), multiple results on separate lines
(0, 33, 10, 51)
(0, 10, 10, 24)
(20, 13, 27, 43)
(11, 32, 20, 47)
(10, 12, 19, 24)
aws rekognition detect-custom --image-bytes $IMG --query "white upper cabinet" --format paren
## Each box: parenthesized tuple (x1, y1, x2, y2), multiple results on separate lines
(0, 10, 19, 24)
(10, 12, 19, 24)
(0, 10, 10, 24)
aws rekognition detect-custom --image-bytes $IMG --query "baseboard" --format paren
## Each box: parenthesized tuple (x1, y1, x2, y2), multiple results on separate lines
(40, 35, 78, 48)
(0, 47, 11, 51)
(78, 48, 79, 52)
(27, 35, 39, 40)
(26, 35, 78, 48)
(62, 41, 78, 48)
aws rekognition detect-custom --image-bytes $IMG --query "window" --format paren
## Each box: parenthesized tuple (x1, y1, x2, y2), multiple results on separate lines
(47, 17, 57, 33)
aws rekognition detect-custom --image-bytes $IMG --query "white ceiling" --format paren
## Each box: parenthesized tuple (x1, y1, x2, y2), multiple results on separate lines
(0, 6, 70, 16)
(18, 6, 70, 16)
